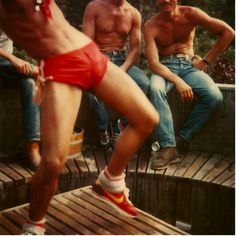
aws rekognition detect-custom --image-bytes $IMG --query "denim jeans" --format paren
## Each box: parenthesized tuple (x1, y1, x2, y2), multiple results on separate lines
(0, 57, 40, 141)
(149, 56, 223, 147)
(88, 50, 150, 130)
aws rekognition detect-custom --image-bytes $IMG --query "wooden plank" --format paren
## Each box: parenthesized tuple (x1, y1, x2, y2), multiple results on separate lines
(137, 149, 150, 173)
(0, 163, 24, 185)
(0, 224, 10, 235)
(203, 155, 234, 182)
(221, 175, 235, 187)
(164, 161, 180, 176)
(0, 171, 13, 188)
(53, 197, 111, 235)
(74, 154, 90, 178)
(138, 209, 188, 235)
(212, 162, 235, 186)
(47, 204, 94, 234)
(146, 152, 155, 174)
(0, 214, 21, 235)
(0, 180, 3, 191)
(155, 169, 166, 175)
(7, 163, 32, 184)
(79, 187, 164, 235)
(67, 191, 144, 235)
(91, 148, 107, 173)
(193, 154, 225, 181)
(127, 153, 138, 173)
(63, 193, 133, 235)
(174, 152, 199, 178)
(66, 159, 80, 177)
(83, 150, 99, 175)
(183, 152, 210, 179)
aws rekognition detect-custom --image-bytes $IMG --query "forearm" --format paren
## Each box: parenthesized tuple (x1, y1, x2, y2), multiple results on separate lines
(150, 62, 182, 84)
(120, 47, 139, 71)
(204, 29, 235, 63)
(0, 48, 14, 62)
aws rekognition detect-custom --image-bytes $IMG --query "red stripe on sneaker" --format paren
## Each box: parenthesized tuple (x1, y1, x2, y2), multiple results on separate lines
(26, 220, 45, 228)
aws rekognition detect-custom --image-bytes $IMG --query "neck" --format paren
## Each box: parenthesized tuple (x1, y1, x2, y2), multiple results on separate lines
(107, 0, 125, 7)
(160, 6, 179, 21)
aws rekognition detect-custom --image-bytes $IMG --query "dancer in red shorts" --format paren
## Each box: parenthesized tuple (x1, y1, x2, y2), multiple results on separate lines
(0, 0, 159, 234)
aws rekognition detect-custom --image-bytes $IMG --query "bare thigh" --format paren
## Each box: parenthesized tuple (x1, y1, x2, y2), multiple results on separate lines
(40, 81, 83, 164)
(93, 61, 157, 125)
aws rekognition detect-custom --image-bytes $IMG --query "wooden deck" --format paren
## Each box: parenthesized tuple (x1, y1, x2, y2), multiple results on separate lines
(0, 186, 187, 235)
(0, 147, 234, 234)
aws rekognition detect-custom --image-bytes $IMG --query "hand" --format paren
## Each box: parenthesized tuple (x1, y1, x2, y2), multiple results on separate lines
(12, 57, 31, 76)
(175, 80, 194, 101)
(192, 55, 208, 70)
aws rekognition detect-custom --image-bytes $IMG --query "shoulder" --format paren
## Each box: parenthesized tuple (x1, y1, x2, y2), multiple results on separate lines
(144, 14, 159, 31)
(125, 2, 141, 18)
(124, 3, 141, 25)
(180, 6, 211, 24)
(85, 0, 105, 12)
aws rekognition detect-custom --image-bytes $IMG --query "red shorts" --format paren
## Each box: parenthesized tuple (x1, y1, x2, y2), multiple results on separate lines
(42, 42, 108, 90)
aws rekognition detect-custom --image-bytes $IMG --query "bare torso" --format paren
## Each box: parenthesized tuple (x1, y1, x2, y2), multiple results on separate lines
(89, 0, 136, 51)
(148, 6, 195, 56)
(0, 0, 92, 59)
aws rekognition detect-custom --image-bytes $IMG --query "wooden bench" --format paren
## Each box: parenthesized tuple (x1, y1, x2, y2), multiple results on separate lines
(0, 186, 188, 235)
(0, 84, 235, 158)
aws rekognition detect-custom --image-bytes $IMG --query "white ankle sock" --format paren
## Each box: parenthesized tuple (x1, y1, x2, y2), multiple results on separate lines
(98, 167, 126, 192)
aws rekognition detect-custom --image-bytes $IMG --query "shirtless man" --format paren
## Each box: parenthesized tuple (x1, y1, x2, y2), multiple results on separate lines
(82, 0, 151, 146)
(0, 0, 159, 234)
(144, 0, 234, 170)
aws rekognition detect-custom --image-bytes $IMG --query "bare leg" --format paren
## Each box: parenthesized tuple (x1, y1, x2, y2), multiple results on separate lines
(29, 82, 83, 221)
(93, 62, 159, 176)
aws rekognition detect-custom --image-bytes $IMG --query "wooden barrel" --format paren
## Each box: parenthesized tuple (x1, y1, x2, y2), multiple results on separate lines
(68, 128, 84, 159)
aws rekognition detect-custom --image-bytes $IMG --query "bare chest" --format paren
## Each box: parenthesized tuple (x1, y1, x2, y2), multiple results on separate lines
(155, 20, 195, 47)
(96, 8, 132, 36)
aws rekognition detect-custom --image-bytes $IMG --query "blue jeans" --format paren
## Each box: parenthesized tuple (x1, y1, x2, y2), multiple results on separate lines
(149, 56, 223, 147)
(0, 57, 40, 141)
(88, 50, 150, 130)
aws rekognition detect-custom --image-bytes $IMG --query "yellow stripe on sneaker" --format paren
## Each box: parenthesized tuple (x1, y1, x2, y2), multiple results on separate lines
(104, 190, 124, 204)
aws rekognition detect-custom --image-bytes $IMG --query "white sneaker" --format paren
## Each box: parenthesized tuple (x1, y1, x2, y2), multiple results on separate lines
(22, 221, 46, 235)
(151, 141, 160, 152)
(99, 130, 110, 145)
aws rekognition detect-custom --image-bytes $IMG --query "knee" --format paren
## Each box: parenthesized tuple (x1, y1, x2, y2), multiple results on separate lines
(149, 80, 166, 100)
(204, 88, 223, 108)
(140, 109, 160, 135)
(40, 151, 67, 185)
(40, 160, 62, 185)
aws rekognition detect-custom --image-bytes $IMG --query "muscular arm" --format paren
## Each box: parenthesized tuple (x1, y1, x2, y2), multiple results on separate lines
(82, 2, 96, 39)
(190, 7, 234, 68)
(143, 23, 193, 100)
(120, 9, 141, 71)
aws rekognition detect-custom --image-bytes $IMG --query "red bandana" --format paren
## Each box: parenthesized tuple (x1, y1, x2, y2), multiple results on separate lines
(42, 0, 52, 19)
